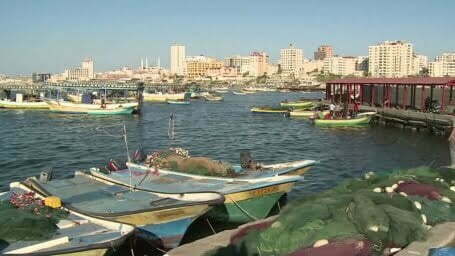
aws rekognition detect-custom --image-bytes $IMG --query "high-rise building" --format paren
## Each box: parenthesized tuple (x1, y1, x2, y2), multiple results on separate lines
(368, 40, 414, 77)
(224, 55, 251, 73)
(322, 56, 356, 76)
(248, 52, 269, 76)
(412, 54, 428, 75)
(170, 44, 186, 75)
(280, 44, 304, 75)
(314, 45, 334, 60)
(429, 52, 455, 77)
(81, 58, 94, 79)
(64, 58, 95, 81)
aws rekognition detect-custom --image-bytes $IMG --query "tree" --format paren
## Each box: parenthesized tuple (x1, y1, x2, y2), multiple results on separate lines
(419, 67, 429, 77)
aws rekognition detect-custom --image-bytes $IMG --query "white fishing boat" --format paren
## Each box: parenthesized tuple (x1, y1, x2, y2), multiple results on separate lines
(0, 99, 49, 109)
(143, 91, 187, 102)
(45, 99, 137, 115)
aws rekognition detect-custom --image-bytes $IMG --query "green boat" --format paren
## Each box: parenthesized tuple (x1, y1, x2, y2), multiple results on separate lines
(86, 163, 305, 224)
(87, 106, 135, 115)
(280, 101, 313, 108)
(314, 113, 375, 127)
(167, 100, 190, 105)
(251, 106, 290, 113)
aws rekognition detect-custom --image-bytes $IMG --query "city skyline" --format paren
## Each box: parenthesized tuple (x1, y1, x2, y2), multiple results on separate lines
(1, 0, 454, 75)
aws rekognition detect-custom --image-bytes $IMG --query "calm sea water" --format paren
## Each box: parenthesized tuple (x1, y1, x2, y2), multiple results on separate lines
(0, 92, 450, 199)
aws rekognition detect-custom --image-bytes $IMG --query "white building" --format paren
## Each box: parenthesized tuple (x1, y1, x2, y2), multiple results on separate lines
(429, 52, 455, 77)
(225, 55, 251, 74)
(302, 59, 324, 74)
(63, 58, 95, 81)
(81, 58, 94, 79)
(368, 40, 414, 77)
(170, 44, 186, 75)
(280, 44, 304, 75)
(323, 56, 357, 76)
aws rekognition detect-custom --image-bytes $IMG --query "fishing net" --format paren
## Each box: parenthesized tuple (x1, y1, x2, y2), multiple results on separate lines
(205, 167, 455, 256)
(145, 148, 236, 177)
(0, 193, 68, 242)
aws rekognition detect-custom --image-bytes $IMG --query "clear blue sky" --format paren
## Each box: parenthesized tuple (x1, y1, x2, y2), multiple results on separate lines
(0, 0, 454, 75)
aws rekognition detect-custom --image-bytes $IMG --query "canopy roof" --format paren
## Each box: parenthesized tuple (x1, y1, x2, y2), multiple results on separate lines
(327, 77, 455, 85)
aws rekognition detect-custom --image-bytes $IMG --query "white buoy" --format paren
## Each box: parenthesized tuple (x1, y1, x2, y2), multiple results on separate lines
(414, 201, 422, 210)
(373, 187, 382, 193)
(313, 239, 329, 248)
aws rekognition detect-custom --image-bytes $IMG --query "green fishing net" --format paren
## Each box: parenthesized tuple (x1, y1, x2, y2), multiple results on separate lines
(205, 167, 455, 256)
(0, 200, 68, 242)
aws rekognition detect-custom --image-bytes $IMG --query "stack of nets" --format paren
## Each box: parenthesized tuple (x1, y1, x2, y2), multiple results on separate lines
(0, 192, 68, 243)
(205, 167, 455, 256)
(145, 148, 236, 177)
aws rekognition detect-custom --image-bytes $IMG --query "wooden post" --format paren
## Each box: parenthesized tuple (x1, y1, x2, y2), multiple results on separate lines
(371, 85, 375, 106)
(441, 85, 446, 111)
(395, 84, 399, 107)
(359, 84, 363, 104)
(403, 85, 407, 109)
(421, 85, 425, 110)
(450, 84, 453, 104)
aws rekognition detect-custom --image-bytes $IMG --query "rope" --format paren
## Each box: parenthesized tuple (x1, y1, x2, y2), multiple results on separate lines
(206, 218, 217, 235)
(230, 198, 259, 221)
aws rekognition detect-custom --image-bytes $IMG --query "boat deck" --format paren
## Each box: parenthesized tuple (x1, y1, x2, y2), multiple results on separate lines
(27, 173, 195, 216)
(0, 190, 129, 255)
(91, 163, 304, 195)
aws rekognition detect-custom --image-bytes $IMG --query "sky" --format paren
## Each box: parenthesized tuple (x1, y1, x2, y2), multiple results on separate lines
(0, 0, 454, 75)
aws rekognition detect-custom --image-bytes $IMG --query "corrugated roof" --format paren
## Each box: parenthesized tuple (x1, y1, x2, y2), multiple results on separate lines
(326, 77, 455, 85)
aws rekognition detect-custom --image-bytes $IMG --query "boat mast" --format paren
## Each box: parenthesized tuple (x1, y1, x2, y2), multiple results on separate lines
(122, 122, 133, 190)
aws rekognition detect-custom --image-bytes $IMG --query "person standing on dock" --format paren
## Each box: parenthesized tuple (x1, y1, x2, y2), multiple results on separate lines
(329, 102, 336, 119)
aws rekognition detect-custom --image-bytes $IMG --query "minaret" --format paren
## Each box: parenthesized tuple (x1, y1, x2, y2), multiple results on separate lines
(157, 57, 161, 68)
(141, 58, 144, 69)
(145, 57, 149, 69)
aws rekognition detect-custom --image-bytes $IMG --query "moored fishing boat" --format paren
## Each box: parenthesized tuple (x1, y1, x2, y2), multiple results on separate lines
(250, 106, 290, 113)
(143, 91, 187, 102)
(232, 91, 246, 95)
(313, 113, 374, 127)
(290, 110, 330, 118)
(46, 99, 136, 115)
(0, 99, 49, 109)
(88, 162, 303, 224)
(280, 100, 314, 108)
(167, 100, 190, 105)
(203, 94, 223, 101)
(0, 182, 135, 256)
(22, 171, 224, 249)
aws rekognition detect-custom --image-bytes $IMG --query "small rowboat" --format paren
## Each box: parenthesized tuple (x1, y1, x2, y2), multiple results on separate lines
(290, 110, 329, 118)
(89, 163, 303, 224)
(280, 101, 313, 108)
(232, 91, 247, 95)
(204, 95, 223, 101)
(23, 171, 224, 249)
(0, 100, 49, 109)
(314, 115, 373, 127)
(251, 106, 290, 113)
(167, 100, 190, 105)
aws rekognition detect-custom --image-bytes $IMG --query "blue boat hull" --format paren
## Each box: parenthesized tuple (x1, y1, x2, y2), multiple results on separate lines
(137, 217, 197, 249)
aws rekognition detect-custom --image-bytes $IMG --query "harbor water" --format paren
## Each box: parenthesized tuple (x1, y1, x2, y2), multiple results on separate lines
(0, 91, 450, 199)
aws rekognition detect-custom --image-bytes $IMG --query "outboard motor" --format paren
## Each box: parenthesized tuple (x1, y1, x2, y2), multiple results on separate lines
(132, 146, 146, 163)
(107, 159, 121, 173)
(240, 151, 260, 169)
(39, 170, 53, 183)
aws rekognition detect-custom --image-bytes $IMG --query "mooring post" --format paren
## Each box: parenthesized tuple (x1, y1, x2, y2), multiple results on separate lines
(449, 126, 455, 168)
